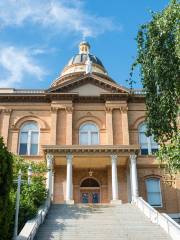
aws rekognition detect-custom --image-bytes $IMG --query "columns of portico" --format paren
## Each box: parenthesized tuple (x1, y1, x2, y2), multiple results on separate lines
(46, 154, 54, 201)
(110, 155, 122, 204)
(129, 154, 139, 201)
(65, 153, 74, 204)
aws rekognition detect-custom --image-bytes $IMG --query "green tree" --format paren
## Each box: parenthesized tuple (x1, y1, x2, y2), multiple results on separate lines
(158, 132, 180, 173)
(9, 156, 48, 237)
(0, 137, 13, 240)
(130, 0, 180, 172)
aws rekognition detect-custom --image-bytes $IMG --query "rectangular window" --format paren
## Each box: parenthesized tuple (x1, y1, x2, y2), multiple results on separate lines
(80, 132, 88, 145)
(91, 132, 98, 145)
(141, 148, 149, 155)
(30, 132, 38, 155)
(19, 132, 28, 155)
(146, 178, 162, 207)
(150, 136, 158, 154)
(140, 132, 148, 155)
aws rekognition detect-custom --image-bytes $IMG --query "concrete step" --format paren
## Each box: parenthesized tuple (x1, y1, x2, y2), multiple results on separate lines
(35, 203, 172, 240)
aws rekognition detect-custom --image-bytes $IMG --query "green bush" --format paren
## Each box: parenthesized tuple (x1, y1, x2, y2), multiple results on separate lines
(9, 156, 48, 238)
(0, 137, 13, 240)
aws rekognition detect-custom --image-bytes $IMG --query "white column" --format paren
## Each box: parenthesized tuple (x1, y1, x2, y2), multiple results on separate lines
(66, 154, 74, 204)
(51, 171, 55, 201)
(130, 154, 139, 201)
(46, 154, 54, 201)
(111, 155, 121, 204)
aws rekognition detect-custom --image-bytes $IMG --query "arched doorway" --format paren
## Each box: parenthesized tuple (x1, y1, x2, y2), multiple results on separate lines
(80, 178, 100, 203)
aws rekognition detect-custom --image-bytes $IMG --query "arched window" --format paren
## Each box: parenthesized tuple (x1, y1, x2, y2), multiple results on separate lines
(19, 121, 39, 155)
(79, 123, 99, 145)
(138, 122, 158, 155)
(80, 178, 100, 188)
(145, 178, 162, 207)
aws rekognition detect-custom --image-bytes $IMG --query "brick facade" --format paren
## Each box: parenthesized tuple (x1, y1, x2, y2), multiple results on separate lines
(0, 41, 179, 215)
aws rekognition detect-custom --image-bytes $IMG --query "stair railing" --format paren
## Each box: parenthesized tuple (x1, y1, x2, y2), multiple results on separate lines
(17, 197, 51, 240)
(132, 197, 180, 240)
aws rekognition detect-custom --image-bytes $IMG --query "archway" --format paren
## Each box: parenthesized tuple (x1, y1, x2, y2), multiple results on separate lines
(80, 178, 101, 204)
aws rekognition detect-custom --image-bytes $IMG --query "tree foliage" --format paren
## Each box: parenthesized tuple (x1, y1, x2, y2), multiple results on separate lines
(130, 0, 180, 172)
(157, 131, 180, 174)
(130, 0, 180, 143)
(9, 156, 48, 238)
(0, 137, 13, 240)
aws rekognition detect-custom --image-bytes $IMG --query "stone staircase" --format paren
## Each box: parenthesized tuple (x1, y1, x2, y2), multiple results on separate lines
(35, 203, 172, 240)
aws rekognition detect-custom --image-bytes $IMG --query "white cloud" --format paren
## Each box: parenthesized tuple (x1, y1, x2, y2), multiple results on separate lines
(0, 46, 45, 87)
(0, 0, 119, 38)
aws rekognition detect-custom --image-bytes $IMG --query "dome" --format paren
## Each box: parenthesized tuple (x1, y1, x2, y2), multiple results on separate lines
(67, 54, 105, 69)
(60, 41, 108, 78)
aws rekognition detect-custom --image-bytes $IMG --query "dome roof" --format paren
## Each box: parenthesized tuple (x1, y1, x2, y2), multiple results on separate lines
(59, 41, 108, 78)
(68, 53, 105, 68)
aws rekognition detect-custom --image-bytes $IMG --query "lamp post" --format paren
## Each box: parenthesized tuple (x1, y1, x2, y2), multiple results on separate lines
(13, 165, 33, 240)
(13, 170, 22, 240)
(28, 165, 32, 185)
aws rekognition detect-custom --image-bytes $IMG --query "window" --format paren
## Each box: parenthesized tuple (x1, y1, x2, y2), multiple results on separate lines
(138, 122, 158, 155)
(80, 178, 100, 187)
(79, 123, 99, 145)
(145, 178, 162, 207)
(19, 122, 39, 155)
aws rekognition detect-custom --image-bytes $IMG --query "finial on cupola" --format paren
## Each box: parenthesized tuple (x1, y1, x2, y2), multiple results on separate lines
(79, 41, 90, 54)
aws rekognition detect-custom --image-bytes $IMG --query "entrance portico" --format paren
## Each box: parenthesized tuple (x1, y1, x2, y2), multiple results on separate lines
(44, 145, 139, 204)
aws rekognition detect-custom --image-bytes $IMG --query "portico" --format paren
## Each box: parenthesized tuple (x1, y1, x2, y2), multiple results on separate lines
(45, 145, 139, 204)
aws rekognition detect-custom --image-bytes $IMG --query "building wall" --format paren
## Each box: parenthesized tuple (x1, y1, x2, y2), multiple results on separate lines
(138, 167, 180, 214)
(0, 99, 179, 213)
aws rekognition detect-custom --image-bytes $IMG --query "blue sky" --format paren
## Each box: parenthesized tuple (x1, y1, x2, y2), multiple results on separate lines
(0, 0, 169, 89)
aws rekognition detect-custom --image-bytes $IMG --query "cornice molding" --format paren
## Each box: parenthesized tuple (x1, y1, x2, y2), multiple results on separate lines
(42, 144, 140, 155)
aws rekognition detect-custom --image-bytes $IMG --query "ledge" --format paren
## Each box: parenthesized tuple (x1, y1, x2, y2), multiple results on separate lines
(42, 144, 140, 154)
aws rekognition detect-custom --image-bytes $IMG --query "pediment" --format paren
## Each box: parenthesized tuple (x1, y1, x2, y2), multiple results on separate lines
(69, 83, 109, 96)
(47, 73, 129, 95)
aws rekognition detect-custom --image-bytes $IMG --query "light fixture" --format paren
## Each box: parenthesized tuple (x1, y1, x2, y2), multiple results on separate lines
(88, 169, 93, 177)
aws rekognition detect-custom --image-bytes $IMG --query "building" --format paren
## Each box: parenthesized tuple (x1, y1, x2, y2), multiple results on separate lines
(0, 42, 179, 218)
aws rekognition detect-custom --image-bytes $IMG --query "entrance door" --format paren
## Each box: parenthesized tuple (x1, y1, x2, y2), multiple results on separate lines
(80, 190, 100, 203)
(81, 192, 89, 203)
(80, 178, 100, 203)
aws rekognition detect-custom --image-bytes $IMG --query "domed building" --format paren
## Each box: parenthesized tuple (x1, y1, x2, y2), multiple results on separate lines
(0, 42, 179, 220)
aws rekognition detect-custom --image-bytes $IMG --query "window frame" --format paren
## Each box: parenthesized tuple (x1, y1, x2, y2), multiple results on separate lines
(79, 122, 99, 145)
(138, 122, 159, 155)
(18, 121, 40, 156)
(145, 177, 163, 208)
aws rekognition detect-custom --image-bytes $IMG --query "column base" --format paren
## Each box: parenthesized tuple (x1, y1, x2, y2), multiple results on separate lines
(64, 200, 74, 205)
(110, 200, 122, 205)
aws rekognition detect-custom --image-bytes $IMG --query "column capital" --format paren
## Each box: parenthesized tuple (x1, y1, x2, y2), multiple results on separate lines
(51, 107, 59, 113)
(105, 106, 113, 113)
(46, 154, 54, 169)
(130, 154, 137, 164)
(111, 154, 118, 163)
(66, 153, 73, 162)
(66, 107, 73, 113)
(120, 106, 128, 113)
